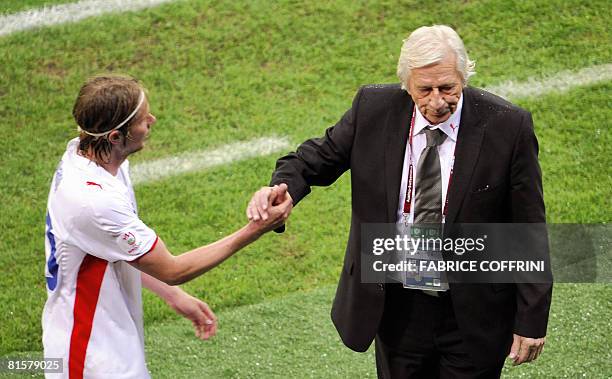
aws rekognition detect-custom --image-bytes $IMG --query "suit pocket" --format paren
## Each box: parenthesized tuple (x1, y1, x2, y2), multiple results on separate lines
(469, 180, 507, 201)
(470, 180, 507, 196)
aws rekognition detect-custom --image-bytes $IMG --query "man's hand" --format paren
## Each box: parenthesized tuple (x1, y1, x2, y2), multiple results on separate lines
(246, 183, 292, 235)
(168, 292, 218, 340)
(508, 334, 545, 365)
(142, 273, 218, 340)
(246, 183, 293, 222)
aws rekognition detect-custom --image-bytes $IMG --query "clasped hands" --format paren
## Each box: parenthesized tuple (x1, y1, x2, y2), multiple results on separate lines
(246, 183, 293, 231)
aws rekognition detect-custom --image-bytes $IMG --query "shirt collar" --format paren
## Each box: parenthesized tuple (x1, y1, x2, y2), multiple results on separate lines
(66, 137, 129, 190)
(413, 93, 463, 142)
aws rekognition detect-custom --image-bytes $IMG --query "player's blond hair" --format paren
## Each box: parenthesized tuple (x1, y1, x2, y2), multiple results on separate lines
(73, 75, 145, 163)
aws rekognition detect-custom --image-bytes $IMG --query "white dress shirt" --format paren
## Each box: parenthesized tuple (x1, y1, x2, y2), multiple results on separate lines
(396, 94, 463, 224)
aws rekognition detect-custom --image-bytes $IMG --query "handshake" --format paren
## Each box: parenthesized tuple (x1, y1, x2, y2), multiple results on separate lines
(245, 183, 294, 235)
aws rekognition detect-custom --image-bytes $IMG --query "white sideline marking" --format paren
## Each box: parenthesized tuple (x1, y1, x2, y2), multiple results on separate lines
(485, 64, 612, 99)
(131, 136, 291, 185)
(0, 0, 174, 36)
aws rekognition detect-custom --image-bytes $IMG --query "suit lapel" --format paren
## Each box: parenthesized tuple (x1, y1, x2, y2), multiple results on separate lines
(384, 90, 412, 222)
(445, 87, 486, 224)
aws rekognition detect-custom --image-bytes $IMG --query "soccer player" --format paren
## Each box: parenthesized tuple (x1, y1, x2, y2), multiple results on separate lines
(42, 75, 292, 378)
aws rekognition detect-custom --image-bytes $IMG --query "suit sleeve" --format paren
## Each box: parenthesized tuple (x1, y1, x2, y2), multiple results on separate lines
(510, 111, 553, 338)
(270, 87, 364, 205)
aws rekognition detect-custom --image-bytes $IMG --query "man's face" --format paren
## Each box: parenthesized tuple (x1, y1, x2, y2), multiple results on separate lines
(406, 54, 463, 125)
(125, 98, 156, 155)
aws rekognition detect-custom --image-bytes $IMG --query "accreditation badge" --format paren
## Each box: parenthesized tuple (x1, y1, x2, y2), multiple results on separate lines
(402, 224, 449, 291)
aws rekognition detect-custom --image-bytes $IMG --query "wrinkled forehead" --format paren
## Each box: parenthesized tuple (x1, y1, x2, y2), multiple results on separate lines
(411, 69, 462, 87)
(409, 54, 462, 86)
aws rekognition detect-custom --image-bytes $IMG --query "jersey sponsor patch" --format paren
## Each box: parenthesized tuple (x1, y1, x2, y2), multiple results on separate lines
(117, 231, 142, 255)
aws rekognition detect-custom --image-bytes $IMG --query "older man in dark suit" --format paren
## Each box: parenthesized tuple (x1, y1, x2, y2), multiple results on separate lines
(247, 25, 552, 378)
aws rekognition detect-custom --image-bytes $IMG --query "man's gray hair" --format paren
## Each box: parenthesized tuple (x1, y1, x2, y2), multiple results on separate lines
(397, 25, 475, 91)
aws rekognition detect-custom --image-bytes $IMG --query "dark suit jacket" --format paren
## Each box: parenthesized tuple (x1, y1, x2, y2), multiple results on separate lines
(270, 84, 552, 367)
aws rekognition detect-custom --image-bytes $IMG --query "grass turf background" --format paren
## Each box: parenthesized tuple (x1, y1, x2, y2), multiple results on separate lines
(2, 284, 610, 378)
(0, 0, 610, 376)
(1, 0, 75, 15)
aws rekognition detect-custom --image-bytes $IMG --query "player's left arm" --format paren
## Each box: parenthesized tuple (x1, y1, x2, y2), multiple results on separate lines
(141, 272, 217, 340)
(508, 110, 552, 365)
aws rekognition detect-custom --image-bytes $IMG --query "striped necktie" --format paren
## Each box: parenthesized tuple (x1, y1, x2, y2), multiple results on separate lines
(414, 127, 447, 224)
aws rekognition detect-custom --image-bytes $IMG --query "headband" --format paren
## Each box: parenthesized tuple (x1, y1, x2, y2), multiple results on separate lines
(78, 90, 145, 138)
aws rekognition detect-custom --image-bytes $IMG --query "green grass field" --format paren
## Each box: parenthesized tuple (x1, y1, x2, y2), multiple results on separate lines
(0, 0, 74, 14)
(0, 0, 610, 377)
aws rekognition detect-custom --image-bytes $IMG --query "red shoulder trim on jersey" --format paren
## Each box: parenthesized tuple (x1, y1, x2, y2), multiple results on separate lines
(69, 255, 107, 379)
(147, 235, 160, 253)
(132, 235, 159, 263)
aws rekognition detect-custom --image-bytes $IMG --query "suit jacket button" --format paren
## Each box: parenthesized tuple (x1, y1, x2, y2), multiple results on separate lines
(378, 283, 384, 291)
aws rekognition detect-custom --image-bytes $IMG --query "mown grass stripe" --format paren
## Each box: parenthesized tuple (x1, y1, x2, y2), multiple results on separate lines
(485, 63, 612, 100)
(0, 0, 174, 36)
(131, 136, 291, 185)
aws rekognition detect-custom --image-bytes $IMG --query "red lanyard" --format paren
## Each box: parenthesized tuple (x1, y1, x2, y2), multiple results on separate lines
(402, 107, 456, 221)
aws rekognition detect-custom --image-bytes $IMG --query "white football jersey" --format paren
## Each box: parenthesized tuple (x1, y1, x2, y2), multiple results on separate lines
(43, 138, 157, 379)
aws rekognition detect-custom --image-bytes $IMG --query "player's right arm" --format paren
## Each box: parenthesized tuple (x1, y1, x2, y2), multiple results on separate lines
(130, 187, 292, 285)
